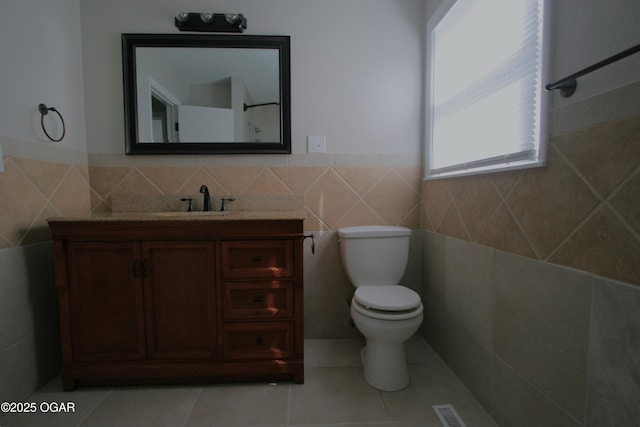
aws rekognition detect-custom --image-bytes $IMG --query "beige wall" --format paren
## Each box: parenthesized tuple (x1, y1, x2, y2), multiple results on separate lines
(79, 0, 425, 156)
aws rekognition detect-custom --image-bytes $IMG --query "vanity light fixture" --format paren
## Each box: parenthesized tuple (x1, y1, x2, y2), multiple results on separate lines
(174, 11, 247, 33)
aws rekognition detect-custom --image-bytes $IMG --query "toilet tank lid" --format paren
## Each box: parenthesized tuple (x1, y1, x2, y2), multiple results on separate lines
(337, 225, 411, 238)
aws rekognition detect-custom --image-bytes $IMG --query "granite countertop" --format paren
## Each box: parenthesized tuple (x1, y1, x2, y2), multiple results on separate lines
(48, 195, 306, 223)
(47, 210, 306, 223)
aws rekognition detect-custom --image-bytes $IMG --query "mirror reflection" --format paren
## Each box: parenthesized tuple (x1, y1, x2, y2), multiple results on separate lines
(122, 34, 291, 155)
(138, 47, 280, 143)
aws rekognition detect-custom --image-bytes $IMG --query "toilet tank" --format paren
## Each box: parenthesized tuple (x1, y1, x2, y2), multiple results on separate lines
(337, 225, 411, 287)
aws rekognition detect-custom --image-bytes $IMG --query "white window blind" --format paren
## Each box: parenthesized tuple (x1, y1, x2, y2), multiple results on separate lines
(426, 0, 549, 179)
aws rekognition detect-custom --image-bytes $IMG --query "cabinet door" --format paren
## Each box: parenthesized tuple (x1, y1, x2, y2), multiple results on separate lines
(67, 242, 145, 362)
(142, 241, 217, 359)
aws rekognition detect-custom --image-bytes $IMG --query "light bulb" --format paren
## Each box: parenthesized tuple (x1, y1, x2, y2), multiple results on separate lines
(176, 11, 189, 22)
(200, 12, 213, 23)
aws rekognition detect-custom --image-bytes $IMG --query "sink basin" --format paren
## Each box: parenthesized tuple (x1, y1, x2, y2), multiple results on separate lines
(150, 211, 229, 217)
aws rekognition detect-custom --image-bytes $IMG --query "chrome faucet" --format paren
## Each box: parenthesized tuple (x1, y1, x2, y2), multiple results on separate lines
(199, 185, 211, 211)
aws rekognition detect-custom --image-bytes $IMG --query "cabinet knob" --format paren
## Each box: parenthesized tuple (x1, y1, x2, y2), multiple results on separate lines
(132, 260, 150, 277)
(132, 260, 140, 277)
(255, 336, 263, 346)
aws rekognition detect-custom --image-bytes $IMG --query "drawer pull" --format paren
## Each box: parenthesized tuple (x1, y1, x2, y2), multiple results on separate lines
(252, 256, 263, 263)
(255, 336, 263, 346)
(253, 296, 265, 303)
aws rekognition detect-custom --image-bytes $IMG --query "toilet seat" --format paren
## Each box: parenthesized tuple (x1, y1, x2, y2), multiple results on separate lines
(354, 286, 421, 311)
(352, 286, 423, 321)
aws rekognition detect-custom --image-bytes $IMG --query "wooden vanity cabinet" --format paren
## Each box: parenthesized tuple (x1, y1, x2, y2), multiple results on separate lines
(49, 219, 304, 390)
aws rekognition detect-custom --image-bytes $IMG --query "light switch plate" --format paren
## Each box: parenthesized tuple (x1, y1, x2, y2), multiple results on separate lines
(307, 135, 326, 153)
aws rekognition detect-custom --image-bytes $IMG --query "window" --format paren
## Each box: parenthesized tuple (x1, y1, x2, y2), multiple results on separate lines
(425, 0, 550, 179)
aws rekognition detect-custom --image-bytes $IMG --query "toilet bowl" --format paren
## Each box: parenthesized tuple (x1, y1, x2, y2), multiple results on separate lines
(337, 225, 424, 392)
(351, 285, 423, 391)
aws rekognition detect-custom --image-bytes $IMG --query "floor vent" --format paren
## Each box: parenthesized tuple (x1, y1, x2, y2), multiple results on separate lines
(433, 404, 468, 427)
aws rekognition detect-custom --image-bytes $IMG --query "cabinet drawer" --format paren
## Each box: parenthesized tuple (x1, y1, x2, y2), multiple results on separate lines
(221, 240, 294, 279)
(223, 323, 293, 360)
(223, 281, 293, 320)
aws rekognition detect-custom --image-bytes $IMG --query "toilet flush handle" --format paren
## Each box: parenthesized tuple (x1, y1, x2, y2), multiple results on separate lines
(304, 234, 315, 254)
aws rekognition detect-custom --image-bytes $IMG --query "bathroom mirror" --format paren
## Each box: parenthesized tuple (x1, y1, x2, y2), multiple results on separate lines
(122, 34, 291, 154)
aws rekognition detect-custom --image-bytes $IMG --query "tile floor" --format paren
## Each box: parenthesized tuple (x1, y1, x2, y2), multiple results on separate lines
(0, 337, 498, 427)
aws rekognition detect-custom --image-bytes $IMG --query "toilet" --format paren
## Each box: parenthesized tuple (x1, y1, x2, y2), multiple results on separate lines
(337, 225, 423, 391)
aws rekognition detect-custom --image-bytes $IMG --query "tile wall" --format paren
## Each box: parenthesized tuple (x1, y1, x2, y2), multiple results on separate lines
(0, 157, 91, 248)
(0, 243, 61, 403)
(86, 162, 422, 230)
(422, 116, 640, 286)
(420, 81, 640, 426)
(0, 154, 91, 403)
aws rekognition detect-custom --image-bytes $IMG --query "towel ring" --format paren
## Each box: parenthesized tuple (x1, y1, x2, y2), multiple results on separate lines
(38, 103, 66, 142)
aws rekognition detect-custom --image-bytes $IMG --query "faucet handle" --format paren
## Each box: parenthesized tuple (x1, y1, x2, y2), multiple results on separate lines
(220, 197, 236, 212)
(179, 198, 193, 212)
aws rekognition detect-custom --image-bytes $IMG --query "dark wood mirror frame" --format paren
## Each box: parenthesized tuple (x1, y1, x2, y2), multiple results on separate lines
(122, 34, 291, 155)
